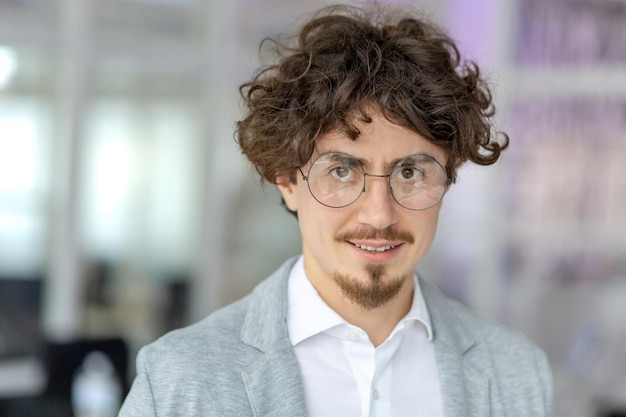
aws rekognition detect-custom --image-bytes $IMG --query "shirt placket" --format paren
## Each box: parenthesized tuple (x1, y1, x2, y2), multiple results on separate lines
(341, 326, 376, 417)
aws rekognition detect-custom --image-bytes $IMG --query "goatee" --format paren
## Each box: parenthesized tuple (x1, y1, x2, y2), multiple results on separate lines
(334, 263, 405, 310)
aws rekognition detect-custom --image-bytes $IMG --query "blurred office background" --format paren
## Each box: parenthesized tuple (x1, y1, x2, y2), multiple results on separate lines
(0, 0, 624, 416)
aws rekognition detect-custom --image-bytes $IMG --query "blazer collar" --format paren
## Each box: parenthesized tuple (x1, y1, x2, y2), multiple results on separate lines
(420, 277, 491, 417)
(240, 257, 297, 350)
(240, 257, 308, 417)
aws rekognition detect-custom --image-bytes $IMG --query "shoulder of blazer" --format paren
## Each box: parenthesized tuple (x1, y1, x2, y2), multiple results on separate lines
(420, 275, 540, 354)
(420, 276, 553, 415)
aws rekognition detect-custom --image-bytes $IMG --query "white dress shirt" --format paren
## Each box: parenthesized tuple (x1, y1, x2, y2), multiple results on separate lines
(287, 256, 444, 417)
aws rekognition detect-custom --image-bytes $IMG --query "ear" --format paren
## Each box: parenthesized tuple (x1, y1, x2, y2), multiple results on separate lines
(276, 174, 298, 212)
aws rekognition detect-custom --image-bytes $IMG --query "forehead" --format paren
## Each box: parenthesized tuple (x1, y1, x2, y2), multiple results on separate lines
(313, 114, 448, 167)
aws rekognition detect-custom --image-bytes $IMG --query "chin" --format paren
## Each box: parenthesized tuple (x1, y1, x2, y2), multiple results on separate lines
(333, 264, 408, 310)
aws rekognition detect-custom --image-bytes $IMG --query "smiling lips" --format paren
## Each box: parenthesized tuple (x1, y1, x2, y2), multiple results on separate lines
(336, 227, 413, 259)
(347, 240, 405, 263)
(352, 242, 400, 252)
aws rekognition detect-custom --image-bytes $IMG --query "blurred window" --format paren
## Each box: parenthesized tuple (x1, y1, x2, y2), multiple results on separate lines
(79, 95, 202, 274)
(0, 96, 51, 276)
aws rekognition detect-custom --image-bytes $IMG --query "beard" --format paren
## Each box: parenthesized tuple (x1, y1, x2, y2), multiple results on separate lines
(333, 262, 406, 310)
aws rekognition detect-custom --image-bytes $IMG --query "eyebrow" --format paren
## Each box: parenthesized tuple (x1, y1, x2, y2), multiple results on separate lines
(324, 150, 440, 171)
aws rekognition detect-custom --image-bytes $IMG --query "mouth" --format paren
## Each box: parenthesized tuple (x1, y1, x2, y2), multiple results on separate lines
(351, 243, 400, 252)
(337, 227, 413, 262)
(346, 240, 404, 262)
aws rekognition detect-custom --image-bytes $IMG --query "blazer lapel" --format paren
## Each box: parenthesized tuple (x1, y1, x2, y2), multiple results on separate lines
(242, 342, 308, 417)
(421, 278, 491, 417)
(435, 339, 490, 417)
(240, 258, 308, 417)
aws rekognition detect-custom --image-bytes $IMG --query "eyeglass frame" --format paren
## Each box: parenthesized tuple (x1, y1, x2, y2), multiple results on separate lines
(297, 151, 452, 211)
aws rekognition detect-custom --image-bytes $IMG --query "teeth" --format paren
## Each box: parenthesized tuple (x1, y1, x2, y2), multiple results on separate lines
(355, 244, 396, 252)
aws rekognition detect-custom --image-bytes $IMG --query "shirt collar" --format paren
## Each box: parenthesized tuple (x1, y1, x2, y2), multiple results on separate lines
(287, 256, 433, 346)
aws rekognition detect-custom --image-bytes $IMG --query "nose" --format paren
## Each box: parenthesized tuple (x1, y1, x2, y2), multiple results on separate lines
(355, 174, 398, 229)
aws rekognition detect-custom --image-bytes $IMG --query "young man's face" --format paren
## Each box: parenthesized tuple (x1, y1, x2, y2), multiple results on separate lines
(277, 113, 449, 310)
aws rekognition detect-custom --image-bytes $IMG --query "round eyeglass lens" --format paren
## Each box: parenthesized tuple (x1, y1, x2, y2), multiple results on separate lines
(305, 152, 365, 208)
(388, 154, 448, 210)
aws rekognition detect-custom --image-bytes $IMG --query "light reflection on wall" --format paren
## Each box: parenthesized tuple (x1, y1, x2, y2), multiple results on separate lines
(0, 98, 50, 276)
(78, 99, 201, 274)
(0, 46, 17, 88)
(79, 104, 135, 262)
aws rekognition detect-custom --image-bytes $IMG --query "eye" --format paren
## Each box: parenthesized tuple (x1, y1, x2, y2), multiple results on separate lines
(397, 166, 423, 181)
(330, 165, 353, 179)
(401, 167, 417, 179)
(322, 153, 361, 181)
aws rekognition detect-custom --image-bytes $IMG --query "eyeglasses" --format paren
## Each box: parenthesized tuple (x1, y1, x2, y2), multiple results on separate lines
(299, 151, 451, 211)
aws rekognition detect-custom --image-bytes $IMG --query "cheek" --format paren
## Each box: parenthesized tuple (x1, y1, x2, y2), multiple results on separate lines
(297, 200, 347, 249)
(295, 189, 325, 236)
(300, 205, 337, 236)
(408, 209, 441, 245)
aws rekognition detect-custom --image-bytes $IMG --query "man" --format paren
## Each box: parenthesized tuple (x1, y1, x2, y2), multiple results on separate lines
(119, 4, 553, 416)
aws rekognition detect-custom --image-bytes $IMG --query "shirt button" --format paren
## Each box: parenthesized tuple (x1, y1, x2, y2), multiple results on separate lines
(348, 330, 359, 340)
(372, 389, 380, 400)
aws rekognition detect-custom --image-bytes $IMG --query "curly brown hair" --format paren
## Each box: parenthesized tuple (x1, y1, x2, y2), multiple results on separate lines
(236, 4, 508, 184)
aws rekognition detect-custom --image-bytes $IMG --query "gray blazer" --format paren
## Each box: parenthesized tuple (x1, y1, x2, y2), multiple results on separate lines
(118, 257, 553, 416)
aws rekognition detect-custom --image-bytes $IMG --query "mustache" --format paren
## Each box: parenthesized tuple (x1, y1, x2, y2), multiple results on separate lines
(335, 227, 415, 244)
